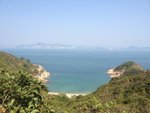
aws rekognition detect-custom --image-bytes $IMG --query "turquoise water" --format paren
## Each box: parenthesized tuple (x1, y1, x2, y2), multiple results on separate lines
(4, 49, 150, 93)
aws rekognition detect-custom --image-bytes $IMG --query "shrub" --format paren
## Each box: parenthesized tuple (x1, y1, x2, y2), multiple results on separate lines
(0, 69, 50, 113)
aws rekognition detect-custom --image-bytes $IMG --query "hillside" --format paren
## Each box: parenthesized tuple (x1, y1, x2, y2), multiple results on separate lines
(107, 61, 144, 78)
(90, 71, 150, 112)
(0, 51, 51, 112)
(45, 71, 150, 113)
(46, 62, 150, 113)
(0, 51, 50, 82)
(0, 51, 35, 73)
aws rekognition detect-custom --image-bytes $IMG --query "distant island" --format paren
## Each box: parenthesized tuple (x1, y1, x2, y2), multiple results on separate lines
(3, 42, 149, 51)
(17, 43, 77, 50)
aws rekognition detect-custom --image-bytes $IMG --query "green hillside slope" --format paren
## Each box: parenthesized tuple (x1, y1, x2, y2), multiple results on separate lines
(0, 51, 51, 112)
(114, 61, 144, 75)
(0, 51, 38, 75)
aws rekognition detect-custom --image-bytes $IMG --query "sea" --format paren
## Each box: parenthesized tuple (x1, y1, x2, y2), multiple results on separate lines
(3, 49, 150, 93)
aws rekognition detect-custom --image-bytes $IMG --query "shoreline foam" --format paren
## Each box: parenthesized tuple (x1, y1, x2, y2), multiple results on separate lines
(48, 92, 88, 98)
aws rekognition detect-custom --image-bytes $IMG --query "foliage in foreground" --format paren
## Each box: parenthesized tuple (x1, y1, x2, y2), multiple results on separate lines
(0, 68, 129, 113)
(0, 68, 51, 113)
(0, 69, 150, 113)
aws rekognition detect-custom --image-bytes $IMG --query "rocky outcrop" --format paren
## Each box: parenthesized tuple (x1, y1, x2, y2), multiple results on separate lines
(33, 64, 50, 82)
(107, 68, 125, 78)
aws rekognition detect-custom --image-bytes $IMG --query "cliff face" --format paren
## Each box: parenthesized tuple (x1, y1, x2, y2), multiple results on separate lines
(107, 68, 125, 78)
(33, 64, 50, 82)
(107, 61, 144, 78)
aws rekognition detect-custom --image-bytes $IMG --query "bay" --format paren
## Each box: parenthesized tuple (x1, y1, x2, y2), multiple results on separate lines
(4, 49, 150, 93)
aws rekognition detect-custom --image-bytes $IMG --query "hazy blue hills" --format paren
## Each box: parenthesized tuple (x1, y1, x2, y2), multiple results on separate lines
(2, 43, 148, 51)
(17, 43, 77, 50)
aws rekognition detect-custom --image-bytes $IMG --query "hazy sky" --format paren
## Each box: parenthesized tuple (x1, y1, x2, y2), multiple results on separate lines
(0, 0, 150, 48)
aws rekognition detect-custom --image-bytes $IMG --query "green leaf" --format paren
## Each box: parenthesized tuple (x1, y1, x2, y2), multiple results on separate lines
(28, 101, 35, 109)
(8, 99, 15, 107)
(31, 109, 40, 113)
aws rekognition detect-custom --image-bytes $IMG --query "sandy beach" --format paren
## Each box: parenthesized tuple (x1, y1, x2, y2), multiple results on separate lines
(48, 92, 87, 98)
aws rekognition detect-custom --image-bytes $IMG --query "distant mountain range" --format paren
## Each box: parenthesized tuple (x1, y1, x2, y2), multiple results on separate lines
(14, 43, 150, 51)
(17, 43, 77, 50)
(105, 46, 150, 51)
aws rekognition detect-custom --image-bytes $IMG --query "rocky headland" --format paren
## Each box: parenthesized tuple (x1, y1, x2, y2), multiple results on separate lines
(0, 51, 50, 82)
(107, 61, 144, 78)
(33, 64, 50, 82)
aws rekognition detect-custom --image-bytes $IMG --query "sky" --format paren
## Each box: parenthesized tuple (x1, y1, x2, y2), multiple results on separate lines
(0, 0, 150, 48)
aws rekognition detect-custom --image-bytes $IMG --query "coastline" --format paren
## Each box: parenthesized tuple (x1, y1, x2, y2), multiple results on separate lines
(34, 64, 50, 82)
(48, 92, 88, 98)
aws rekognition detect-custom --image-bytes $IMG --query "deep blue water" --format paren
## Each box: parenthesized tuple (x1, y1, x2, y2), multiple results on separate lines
(3, 49, 150, 93)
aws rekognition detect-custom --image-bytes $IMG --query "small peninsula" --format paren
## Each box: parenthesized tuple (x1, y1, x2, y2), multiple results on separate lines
(107, 61, 144, 78)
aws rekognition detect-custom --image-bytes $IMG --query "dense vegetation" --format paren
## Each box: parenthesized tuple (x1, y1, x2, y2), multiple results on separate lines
(0, 68, 52, 113)
(0, 51, 38, 75)
(114, 61, 144, 75)
(0, 51, 150, 113)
